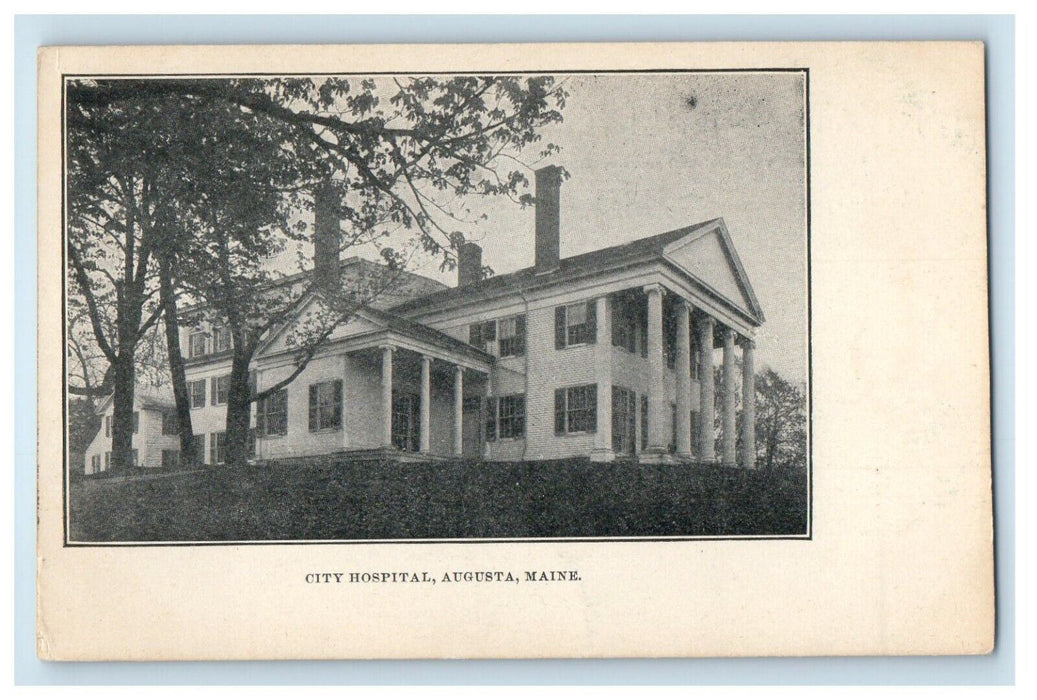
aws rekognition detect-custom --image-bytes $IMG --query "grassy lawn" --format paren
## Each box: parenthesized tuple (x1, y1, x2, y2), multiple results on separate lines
(69, 458, 808, 541)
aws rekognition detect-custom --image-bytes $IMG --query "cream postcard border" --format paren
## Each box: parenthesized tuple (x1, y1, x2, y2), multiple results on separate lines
(37, 42, 992, 660)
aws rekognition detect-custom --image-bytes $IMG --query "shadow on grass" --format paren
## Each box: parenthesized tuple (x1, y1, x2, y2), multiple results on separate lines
(69, 458, 808, 542)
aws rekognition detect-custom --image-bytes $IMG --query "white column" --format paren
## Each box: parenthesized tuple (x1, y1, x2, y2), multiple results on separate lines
(482, 369, 493, 459)
(644, 284, 668, 458)
(380, 345, 394, 449)
(721, 328, 737, 466)
(696, 314, 716, 462)
(341, 356, 350, 450)
(591, 294, 614, 462)
(675, 299, 693, 460)
(453, 365, 464, 457)
(740, 339, 756, 470)
(419, 355, 431, 454)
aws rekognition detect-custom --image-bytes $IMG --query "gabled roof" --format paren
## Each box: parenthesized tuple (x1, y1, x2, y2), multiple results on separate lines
(254, 293, 494, 365)
(390, 218, 764, 324)
(94, 387, 176, 415)
(179, 256, 447, 320)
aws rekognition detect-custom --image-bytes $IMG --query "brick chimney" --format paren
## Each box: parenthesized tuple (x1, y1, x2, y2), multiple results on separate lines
(313, 180, 340, 296)
(534, 165, 563, 276)
(457, 241, 483, 287)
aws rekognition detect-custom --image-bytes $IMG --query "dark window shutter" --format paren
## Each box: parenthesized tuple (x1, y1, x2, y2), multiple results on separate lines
(211, 377, 218, 405)
(639, 319, 648, 359)
(611, 298, 622, 347)
(483, 320, 497, 341)
(470, 323, 483, 348)
(257, 397, 266, 436)
(586, 300, 597, 344)
(554, 306, 566, 349)
(554, 388, 566, 435)
(485, 397, 498, 442)
(515, 315, 526, 356)
(333, 380, 343, 428)
(308, 384, 318, 431)
(587, 384, 598, 433)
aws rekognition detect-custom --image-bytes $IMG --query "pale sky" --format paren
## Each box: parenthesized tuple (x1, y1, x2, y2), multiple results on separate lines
(296, 72, 808, 384)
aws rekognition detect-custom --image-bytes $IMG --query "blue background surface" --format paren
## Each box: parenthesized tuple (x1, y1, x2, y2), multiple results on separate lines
(14, 14, 1015, 685)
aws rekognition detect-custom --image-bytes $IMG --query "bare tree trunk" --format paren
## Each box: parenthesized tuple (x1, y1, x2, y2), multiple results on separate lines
(158, 255, 197, 468)
(224, 349, 253, 468)
(109, 348, 136, 472)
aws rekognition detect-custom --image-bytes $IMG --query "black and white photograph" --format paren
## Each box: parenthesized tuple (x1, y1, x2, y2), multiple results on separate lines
(63, 70, 810, 543)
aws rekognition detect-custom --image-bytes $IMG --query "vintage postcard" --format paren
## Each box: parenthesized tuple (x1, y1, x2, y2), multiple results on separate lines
(36, 42, 992, 659)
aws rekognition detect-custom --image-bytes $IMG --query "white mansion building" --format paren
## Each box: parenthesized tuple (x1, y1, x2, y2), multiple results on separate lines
(84, 166, 764, 473)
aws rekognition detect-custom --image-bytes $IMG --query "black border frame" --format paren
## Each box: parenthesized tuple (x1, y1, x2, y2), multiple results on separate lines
(60, 67, 812, 547)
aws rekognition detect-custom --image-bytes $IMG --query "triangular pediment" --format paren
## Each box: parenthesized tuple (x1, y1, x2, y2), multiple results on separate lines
(256, 295, 389, 358)
(663, 220, 764, 322)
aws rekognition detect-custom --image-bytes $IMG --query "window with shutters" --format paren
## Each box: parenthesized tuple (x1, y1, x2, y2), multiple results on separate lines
(104, 415, 111, 437)
(104, 452, 111, 470)
(554, 384, 597, 434)
(497, 394, 526, 439)
(211, 375, 230, 406)
(189, 379, 206, 408)
(309, 380, 342, 431)
(469, 319, 496, 351)
(132, 411, 139, 434)
(258, 389, 288, 436)
(555, 300, 597, 349)
(498, 315, 526, 357)
(213, 326, 232, 353)
(162, 411, 178, 436)
(188, 331, 208, 358)
(209, 431, 226, 464)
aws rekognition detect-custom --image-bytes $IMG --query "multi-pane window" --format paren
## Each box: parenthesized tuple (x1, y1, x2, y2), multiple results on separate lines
(664, 309, 677, 370)
(104, 415, 111, 437)
(308, 380, 342, 431)
(640, 395, 649, 451)
(498, 315, 526, 357)
(162, 411, 178, 436)
(469, 319, 496, 351)
(258, 389, 288, 436)
(213, 326, 232, 353)
(161, 449, 180, 469)
(189, 379, 206, 408)
(132, 411, 139, 434)
(189, 331, 208, 358)
(209, 432, 226, 465)
(391, 392, 419, 452)
(611, 298, 638, 354)
(91, 455, 100, 472)
(611, 386, 637, 455)
(669, 403, 677, 453)
(486, 394, 525, 441)
(104, 452, 111, 470)
(211, 375, 230, 406)
(554, 384, 597, 434)
(554, 301, 597, 349)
